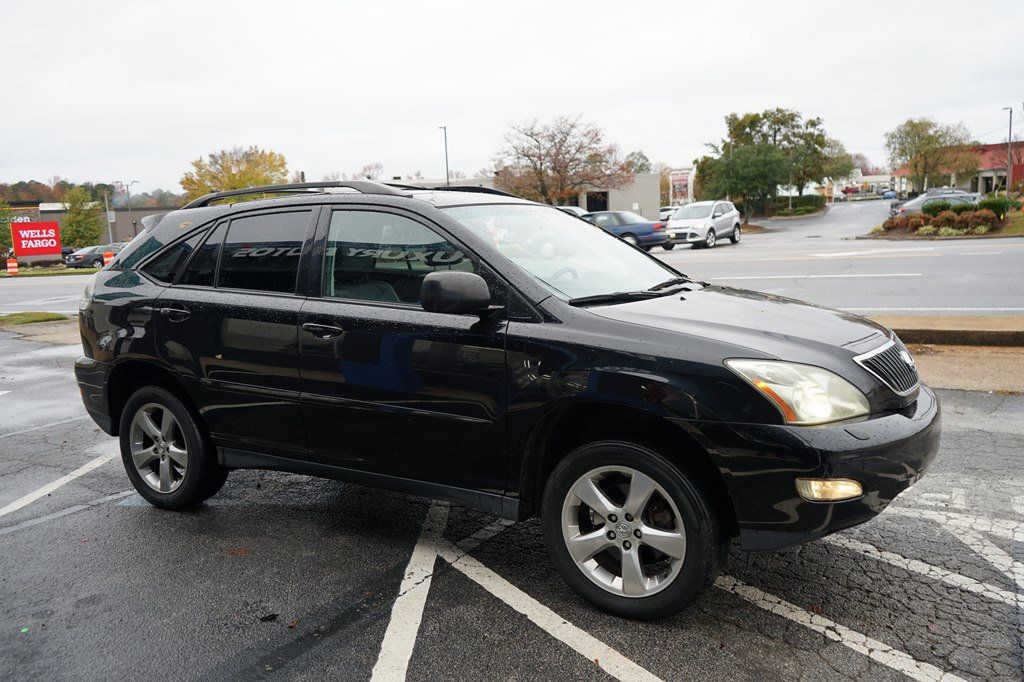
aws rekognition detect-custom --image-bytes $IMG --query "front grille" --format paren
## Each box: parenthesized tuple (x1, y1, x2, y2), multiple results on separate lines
(855, 339, 919, 395)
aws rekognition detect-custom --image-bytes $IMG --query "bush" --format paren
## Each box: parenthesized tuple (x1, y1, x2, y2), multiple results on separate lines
(978, 197, 1012, 218)
(954, 211, 973, 230)
(916, 225, 937, 235)
(907, 217, 925, 230)
(950, 203, 973, 214)
(889, 214, 909, 230)
(937, 226, 966, 237)
(870, 225, 885, 234)
(971, 208, 998, 227)
(922, 200, 951, 217)
(972, 225, 990, 235)
(932, 210, 958, 227)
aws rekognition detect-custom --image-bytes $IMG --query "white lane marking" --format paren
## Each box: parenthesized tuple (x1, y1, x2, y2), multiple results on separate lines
(961, 251, 1003, 256)
(716, 575, 965, 682)
(371, 503, 450, 682)
(810, 247, 936, 257)
(0, 416, 90, 439)
(0, 445, 118, 519)
(824, 535, 1017, 607)
(1012, 496, 1024, 516)
(712, 273, 921, 281)
(947, 527, 1024, 592)
(437, 537, 663, 682)
(845, 307, 1024, 312)
(0, 391, 10, 398)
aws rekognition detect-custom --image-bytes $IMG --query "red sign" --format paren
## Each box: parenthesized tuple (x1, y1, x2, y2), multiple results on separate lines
(10, 222, 62, 257)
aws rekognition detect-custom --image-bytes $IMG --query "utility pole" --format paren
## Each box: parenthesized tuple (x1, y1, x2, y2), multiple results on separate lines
(118, 180, 139, 237)
(103, 193, 114, 243)
(1004, 107, 1014, 195)
(438, 126, 450, 187)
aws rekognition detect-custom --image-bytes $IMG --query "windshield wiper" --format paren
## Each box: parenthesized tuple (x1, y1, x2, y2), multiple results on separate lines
(568, 291, 662, 307)
(646, 276, 692, 291)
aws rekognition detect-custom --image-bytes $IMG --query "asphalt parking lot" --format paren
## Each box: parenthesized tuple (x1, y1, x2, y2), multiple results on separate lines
(1, 321, 1022, 681)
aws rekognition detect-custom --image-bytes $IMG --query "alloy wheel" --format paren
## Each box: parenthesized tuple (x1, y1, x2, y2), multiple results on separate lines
(129, 403, 188, 493)
(705, 230, 716, 248)
(623, 235, 638, 247)
(561, 465, 686, 598)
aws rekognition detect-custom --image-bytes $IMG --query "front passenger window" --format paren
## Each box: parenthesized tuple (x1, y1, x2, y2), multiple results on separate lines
(323, 210, 474, 304)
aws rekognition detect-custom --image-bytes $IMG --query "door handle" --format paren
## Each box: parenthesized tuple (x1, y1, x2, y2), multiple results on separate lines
(302, 322, 345, 339)
(159, 307, 191, 322)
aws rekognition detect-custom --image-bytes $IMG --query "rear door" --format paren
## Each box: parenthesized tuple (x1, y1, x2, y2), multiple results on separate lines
(298, 206, 507, 490)
(154, 207, 317, 459)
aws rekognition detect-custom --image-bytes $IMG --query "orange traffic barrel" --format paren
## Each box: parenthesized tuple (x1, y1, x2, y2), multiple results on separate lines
(5, 258, 17, 276)
(102, 251, 114, 266)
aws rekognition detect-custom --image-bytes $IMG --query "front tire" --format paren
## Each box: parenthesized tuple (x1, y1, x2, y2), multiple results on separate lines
(541, 441, 726, 620)
(119, 386, 228, 510)
(730, 224, 741, 244)
(662, 243, 675, 251)
(703, 229, 717, 249)
(621, 234, 638, 247)
(91, 258, 104, 268)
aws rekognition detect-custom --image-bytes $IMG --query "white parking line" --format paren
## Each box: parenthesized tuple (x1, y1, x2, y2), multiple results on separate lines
(371, 504, 450, 681)
(885, 506, 1019, 541)
(946, 527, 1024, 592)
(845, 307, 1024, 313)
(712, 273, 921, 280)
(824, 535, 1017, 607)
(809, 247, 936, 258)
(0, 444, 118, 519)
(0, 416, 91, 439)
(716, 575, 965, 682)
(0, 391, 10, 398)
(437, 539, 663, 682)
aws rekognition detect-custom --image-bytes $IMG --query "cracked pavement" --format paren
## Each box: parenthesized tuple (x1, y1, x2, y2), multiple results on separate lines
(0, 328, 1021, 681)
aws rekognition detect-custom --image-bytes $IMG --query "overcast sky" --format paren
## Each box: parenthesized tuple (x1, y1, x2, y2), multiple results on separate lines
(4, 1, 1023, 193)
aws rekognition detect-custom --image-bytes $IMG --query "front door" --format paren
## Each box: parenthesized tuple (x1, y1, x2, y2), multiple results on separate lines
(298, 207, 507, 491)
(154, 208, 316, 458)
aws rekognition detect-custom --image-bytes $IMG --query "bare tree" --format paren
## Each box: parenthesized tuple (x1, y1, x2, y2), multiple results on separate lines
(491, 116, 633, 204)
(352, 162, 383, 180)
(450, 170, 467, 180)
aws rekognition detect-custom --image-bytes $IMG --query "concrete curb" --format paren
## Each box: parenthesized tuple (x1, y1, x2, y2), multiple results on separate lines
(868, 316, 1024, 347)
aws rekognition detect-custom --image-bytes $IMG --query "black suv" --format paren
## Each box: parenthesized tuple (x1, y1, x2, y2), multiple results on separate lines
(75, 181, 940, 619)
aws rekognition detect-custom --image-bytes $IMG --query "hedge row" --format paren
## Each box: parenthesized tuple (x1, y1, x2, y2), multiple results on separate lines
(883, 208, 999, 231)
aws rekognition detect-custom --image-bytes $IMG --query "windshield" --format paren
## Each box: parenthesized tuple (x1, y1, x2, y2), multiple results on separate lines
(445, 204, 679, 300)
(671, 204, 713, 220)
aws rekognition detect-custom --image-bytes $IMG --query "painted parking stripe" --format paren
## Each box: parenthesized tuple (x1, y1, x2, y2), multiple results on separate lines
(716, 575, 965, 682)
(0, 415, 90, 439)
(0, 391, 10, 398)
(371, 503, 450, 682)
(711, 273, 921, 280)
(0, 490, 135, 537)
(0, 444, 118, 519)
(437, 537, 663, 682)
(824, 535, 1017, 607)
(844, 307, 1024, 313)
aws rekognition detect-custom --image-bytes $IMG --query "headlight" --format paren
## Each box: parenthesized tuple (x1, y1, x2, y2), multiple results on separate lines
(79, 275, 96, 311)
(725, 359, 869, 425)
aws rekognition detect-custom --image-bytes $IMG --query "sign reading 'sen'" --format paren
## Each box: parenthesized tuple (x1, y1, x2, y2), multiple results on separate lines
(10, 222, 62, 257)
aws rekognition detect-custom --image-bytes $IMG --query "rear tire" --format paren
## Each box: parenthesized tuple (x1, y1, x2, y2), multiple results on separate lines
(621, 234, 638, 247)
(91, 258, 103, 268)
(730, 224, 741, 244)
(119, 386, 228, 510)
(541, 441, 726, 620)
(662, 243, 675, 251)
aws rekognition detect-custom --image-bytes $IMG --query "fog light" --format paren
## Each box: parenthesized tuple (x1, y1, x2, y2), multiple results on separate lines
(795, 478, 863, 501)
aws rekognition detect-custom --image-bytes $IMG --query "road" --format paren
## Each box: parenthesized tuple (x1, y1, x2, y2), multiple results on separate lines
(0, 325, 1022, 680)
(2, 200, 1023, 318)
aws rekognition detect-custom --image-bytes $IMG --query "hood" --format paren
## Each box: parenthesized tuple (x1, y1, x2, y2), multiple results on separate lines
(585, 285, 890, 363)
(667, 218, 709, 229)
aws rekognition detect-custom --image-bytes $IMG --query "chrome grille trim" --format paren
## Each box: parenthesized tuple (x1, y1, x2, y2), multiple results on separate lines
(853, 338, 920, 396)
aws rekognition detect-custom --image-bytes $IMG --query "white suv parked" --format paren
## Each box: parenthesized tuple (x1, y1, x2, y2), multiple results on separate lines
(665, 200, 741, 249)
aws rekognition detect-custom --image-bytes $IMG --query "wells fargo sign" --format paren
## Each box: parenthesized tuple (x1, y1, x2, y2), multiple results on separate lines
(10, 222, 62, 257)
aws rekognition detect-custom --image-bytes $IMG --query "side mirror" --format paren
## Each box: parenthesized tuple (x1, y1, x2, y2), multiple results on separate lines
(421, 271, 491, 314)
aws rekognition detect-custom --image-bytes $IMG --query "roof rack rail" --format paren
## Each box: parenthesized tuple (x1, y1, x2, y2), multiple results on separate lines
(181, 181, 410, 209)
(382, 183, 521, 199)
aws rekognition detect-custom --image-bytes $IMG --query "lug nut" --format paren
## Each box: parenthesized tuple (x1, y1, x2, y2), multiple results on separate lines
(623, 540, 632, 550)
(625, 513, 633, 522)
(633, 529, 642, 539)
(608, 514, 617, 523)
(606, 530, 616, 540)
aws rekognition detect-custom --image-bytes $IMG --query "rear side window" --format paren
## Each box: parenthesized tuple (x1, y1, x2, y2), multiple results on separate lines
(217, 211, 310, 294)
(323, 210, 474, 304)
(179, 223, 226, 287)
(142, 232, 206, 283)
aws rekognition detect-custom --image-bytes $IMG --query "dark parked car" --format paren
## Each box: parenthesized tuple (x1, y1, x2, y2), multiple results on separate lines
(76, 181, 940, 619)
(581, 210, 669, 251)
(66, 243, 125, 268)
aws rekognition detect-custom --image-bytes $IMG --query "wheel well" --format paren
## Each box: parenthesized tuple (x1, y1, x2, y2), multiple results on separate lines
(519, 402, 738, 536)
(106, 361, 193, 436)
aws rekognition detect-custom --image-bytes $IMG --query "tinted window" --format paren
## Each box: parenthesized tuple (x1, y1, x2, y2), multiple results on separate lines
(323, 210, 474, 304)
(142, 231, 205, 283)
(589, 213, 619, 228)
(179, 223, 226, 287)
(218, 212, 309, 293)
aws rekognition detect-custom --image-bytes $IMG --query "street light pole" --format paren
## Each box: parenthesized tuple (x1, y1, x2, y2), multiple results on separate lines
(438, 126, 450, 187)
(1004, 107, 1014, 195)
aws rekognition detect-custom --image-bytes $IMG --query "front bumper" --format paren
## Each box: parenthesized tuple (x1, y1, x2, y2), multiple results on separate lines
(701, 384, 941, 551)
(666, 229, 707, 243)
(638, 233, 670, 246)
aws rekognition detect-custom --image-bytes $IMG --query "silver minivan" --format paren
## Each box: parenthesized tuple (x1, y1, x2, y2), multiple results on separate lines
(665, 200, 742, 249)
